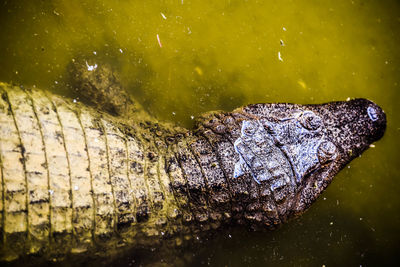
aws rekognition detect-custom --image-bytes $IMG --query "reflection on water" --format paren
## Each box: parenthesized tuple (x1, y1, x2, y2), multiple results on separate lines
(0, 0, 399, 266)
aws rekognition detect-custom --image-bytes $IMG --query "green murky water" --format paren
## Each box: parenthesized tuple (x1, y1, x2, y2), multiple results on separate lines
(1, 0, 399, 266)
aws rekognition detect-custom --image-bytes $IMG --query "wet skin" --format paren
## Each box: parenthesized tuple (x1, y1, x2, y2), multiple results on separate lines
(0, 71, 386, 263)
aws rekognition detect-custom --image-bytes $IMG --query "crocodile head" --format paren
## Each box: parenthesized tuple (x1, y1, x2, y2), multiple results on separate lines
(235, 98, 386, 223)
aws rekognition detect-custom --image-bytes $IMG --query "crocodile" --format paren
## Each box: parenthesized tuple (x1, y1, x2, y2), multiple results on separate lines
(0, 63, 386, 264)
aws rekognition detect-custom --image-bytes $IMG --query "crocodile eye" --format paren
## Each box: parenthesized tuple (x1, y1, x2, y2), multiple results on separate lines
(317, 141, 337, 164)
(241, 121, 257, 136)
(300, 111, 322, 130)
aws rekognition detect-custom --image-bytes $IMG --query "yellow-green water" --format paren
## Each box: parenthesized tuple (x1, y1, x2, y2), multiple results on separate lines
(0, 0, 399, 266)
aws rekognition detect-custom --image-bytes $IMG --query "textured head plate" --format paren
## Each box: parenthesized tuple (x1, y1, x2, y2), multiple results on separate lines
(234, 110, 337, 201)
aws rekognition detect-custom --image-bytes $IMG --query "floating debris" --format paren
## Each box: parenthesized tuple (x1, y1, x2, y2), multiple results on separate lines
(278, 51, 283, 61)
(346, 97, 351, 101)
(369, 144, 376, 148)
(194, 66, 203, 76)
(119, 48, 123, 53)
(297, 79, 306, 89)
(85, 61, 97, 71)
(283, 27, 287, 31)
(93, 51, 97, 55)
(161, 12, 167, 20)
(157, 34, 163, 47)
(73, 99, 77, 103)
(190, 115, 194, 120)
(280, 39, 285, 46)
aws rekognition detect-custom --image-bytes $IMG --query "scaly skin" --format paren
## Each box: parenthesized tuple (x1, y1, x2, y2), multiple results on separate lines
(0, 82, 386, 263)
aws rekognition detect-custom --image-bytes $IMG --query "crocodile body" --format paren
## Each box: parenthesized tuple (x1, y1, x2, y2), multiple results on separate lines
(0, 82, 386, 262)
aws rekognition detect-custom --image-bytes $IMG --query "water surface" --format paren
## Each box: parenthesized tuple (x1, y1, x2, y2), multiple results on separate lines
(0, 0, 399, 266)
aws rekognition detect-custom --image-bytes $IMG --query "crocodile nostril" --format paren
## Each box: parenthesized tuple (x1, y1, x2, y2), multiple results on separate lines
(367, 106, 379, 121)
